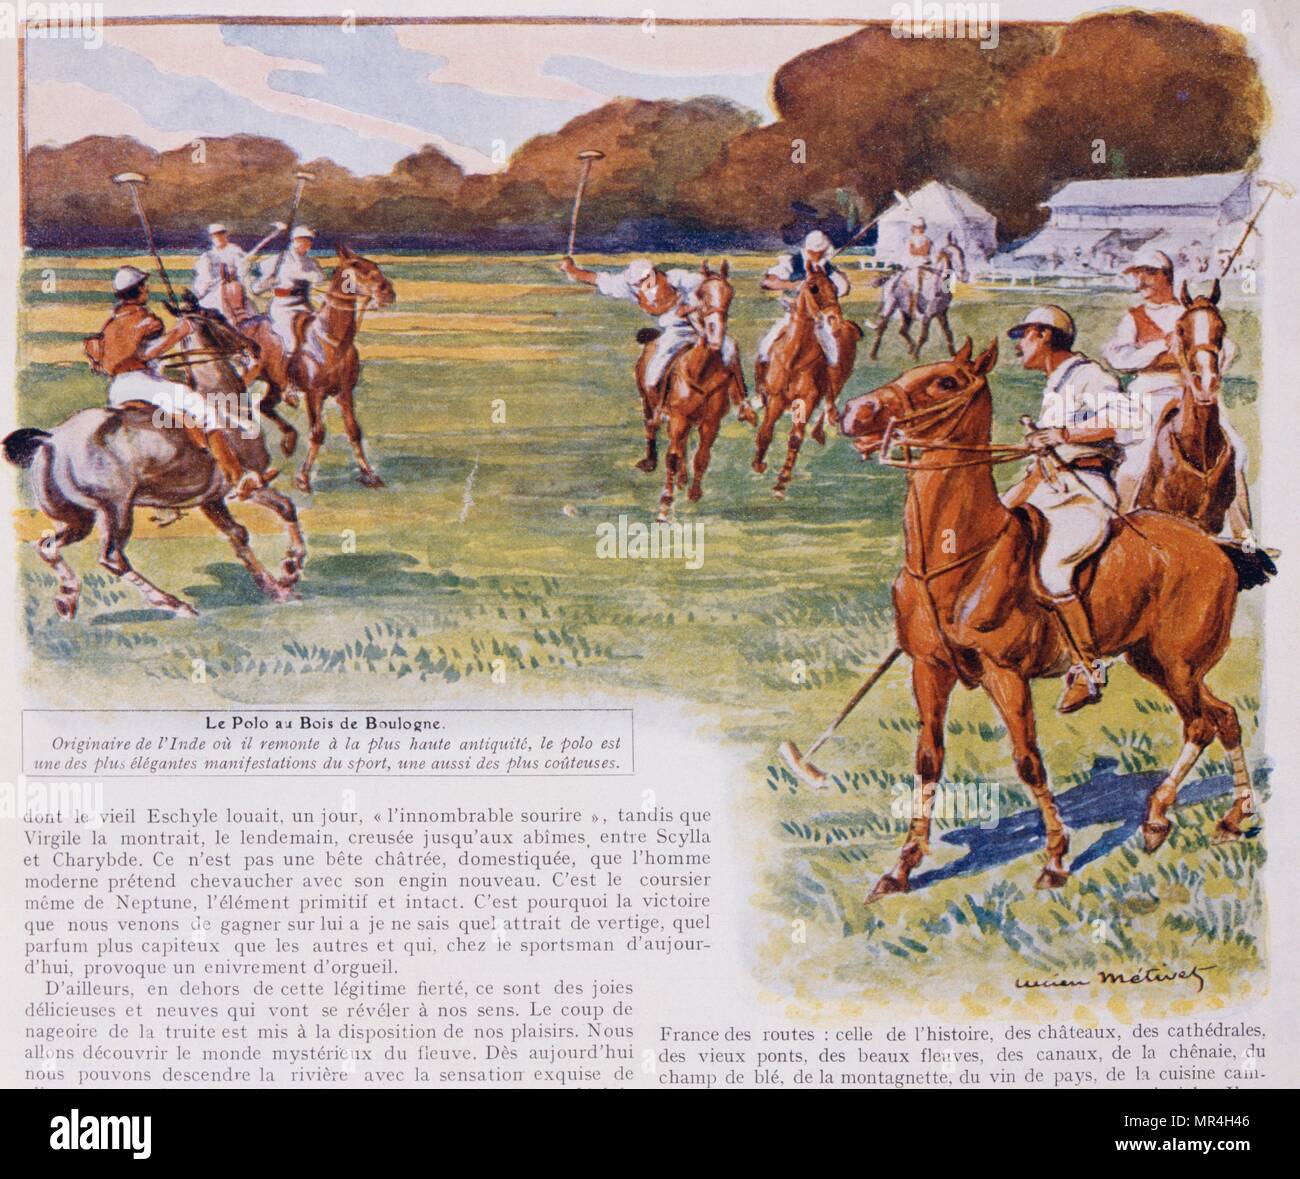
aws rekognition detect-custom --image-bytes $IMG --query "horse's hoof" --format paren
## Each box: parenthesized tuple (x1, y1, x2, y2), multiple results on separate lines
(294, 474, 312, 494)
(359, 471, 385, 489)
(687, 486, 703, 502)
(866, 874, 908, 904)
(1213, 819, 1244, 844)
(751, 460, 767, 474)
(1035, 866, 1071, 890)
(1140, 821, 1171, 854)
(54, 597, 77, 621)
(635, 458, 657, 473)
(772, 486, 787, 501)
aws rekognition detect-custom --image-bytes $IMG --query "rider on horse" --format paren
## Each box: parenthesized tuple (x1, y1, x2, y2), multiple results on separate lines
(755, 230, 850, 404)
(86, 266, 275, 500)
(559, 255, 748, 413)
(191, 222, 248, 315)
(252, 225, 325, 370)
(1103, 247, 1251, 540)
(1005, 305, 1137, 714)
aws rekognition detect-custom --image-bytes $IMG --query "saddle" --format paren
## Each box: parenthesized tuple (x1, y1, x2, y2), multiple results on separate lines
(955, 505, 1111, 634)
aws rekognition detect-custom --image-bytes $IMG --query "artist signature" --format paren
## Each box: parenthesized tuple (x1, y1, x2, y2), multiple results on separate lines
(1015, 964, 1216, 995)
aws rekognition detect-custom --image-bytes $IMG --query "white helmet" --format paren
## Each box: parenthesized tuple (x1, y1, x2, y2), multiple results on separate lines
(207, 222, 228, 236)
(911, 217, 927, 231)
(290, 225, 316, 241)
(626, 258, 656, 284)
(112, 265, 148, 293)
(803, 230, 832, 254)
(1123, 246, 1173, 275)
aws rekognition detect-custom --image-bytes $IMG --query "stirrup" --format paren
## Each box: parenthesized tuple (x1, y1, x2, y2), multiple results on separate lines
(1058, 662, 1104, 714)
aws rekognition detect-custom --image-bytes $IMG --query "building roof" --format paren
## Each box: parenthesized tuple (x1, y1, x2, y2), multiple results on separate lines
(1042, 172, 1250, 211)
(879, 180, 996, 226)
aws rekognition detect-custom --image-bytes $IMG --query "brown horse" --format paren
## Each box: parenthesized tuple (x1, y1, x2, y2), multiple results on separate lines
(839, 339, 1259, 900)
(1134, 279, 1242, 537)
(648, 262, 741, 520)
(221, 245, 395, 492)
(752, 269, 862, 498)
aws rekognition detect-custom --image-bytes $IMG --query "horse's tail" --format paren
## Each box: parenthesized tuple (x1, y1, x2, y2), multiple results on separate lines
(3, 427, 51, 468)
(1216, 540, 1277, 591)
(636, 327, 662, 345)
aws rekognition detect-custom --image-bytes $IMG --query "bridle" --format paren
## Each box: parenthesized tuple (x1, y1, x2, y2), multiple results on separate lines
(873, 372, 1032, 471)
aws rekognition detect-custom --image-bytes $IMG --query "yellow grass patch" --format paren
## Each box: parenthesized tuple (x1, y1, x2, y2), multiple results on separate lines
(363, 311, 564, 335)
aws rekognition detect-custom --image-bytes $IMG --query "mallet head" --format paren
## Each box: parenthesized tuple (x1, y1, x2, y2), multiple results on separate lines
(111, 172, 146, 185)
(778, 740, 829, 790)
(577, 150, 605, 161)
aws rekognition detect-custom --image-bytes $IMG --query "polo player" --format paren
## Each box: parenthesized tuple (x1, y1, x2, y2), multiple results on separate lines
(1005, 306, 1137, 714)
(87, 266, 274, 499)
(755, 229, 850, 403)
(559, 255, 748, 414)
(191, 222, 247, 314)
(901, 217, 934, 317)
(1102, 247, 1252, 540)
(252, 225, 325, 356)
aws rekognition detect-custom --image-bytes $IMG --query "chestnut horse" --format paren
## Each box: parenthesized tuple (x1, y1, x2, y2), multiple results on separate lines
(221, 245, 395, 492)
(752, 269, 862, 498)
(1135, 279, 1243, 537)
(647, 262, 741, 520)
(839, 339, 1258, 900)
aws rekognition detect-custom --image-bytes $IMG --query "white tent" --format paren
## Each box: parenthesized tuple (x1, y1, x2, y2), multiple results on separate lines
(874, 181, 998, 268)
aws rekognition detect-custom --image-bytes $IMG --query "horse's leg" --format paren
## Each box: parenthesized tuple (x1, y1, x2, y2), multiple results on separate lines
(336, 376, 384, 489)
(982, 664, 1070, 887)
(913, 314, 931, 360)
(869, 305, 891, 360)
(937, 309, 957, 356)
(868, 659, 958, 900)
(897, 312, 916, 356)
(97, 503, 197, 618)
(1204, 685, 1254, 841)
(1128, 652, 1217, 852)
(752, 393, 783, 473)
(36, 510, 93, 620)
(688, 412, 721, 503)
(199, 498, 294, 602)
(773, 386, 811, 499)
(636, 385, 659, 473)
(295, 387, 327, 494)
(657, 413, 689, 522)
(259, 386, 298, 458)
(248, 486, 307, 586)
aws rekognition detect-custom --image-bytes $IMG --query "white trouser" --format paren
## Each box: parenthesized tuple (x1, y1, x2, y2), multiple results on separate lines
(645, 322, 737, 387)
(268, 297, 310, 351)
(1116, 386, 1248, 517)
(108, 368, 249, 433)
(1004, 464, 1115, 598)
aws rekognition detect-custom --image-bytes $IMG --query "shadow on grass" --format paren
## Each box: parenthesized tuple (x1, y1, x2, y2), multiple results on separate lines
(909, 756, 1265, 891)
(183, 552, 473, 609)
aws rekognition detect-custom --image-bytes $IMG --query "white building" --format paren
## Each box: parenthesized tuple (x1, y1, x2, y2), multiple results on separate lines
(874, 181, 998, 268)
(1009, 172, 1254, 276)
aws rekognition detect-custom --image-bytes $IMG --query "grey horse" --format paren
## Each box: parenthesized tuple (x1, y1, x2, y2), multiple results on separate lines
(4, 306, 305, 620)
(866, 237, 968, 360)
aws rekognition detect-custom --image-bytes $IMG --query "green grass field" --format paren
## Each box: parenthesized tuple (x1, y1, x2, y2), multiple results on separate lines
(14, 252, 1268, 1017)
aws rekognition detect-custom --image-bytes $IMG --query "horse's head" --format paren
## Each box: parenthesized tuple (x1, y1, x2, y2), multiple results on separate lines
(841, 337, 998, 456)
(1175, 278, 1226, 404)
(692, 259, 733, 353)
(797, 267, 844, 328)
(333, 244, 396, 309)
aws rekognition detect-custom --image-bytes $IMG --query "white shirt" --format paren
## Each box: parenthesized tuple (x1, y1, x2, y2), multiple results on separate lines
(192, 242, 247, 309)
(595, 266, 702, 327)
(1102, 299, 1238, 398)
(253, 250, 325, 298)
(1036, 354, 1140, 462)
(765, 251, 850, 296)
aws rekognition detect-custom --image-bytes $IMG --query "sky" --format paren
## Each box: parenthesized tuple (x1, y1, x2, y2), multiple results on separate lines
(25, 21, 852, 176)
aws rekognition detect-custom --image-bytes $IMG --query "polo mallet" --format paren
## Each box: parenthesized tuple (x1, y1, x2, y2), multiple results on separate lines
(778, 646, 905, 788)
(565, 150, 605, 257)
(111, 172, 178, 306)
(1217, 176, 1294, 278)
(270, 170, 316, 286)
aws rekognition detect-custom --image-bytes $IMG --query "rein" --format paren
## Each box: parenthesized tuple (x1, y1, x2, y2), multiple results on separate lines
(875, 378, 1032, 471)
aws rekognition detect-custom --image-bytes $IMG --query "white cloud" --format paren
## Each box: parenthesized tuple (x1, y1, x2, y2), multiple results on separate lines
(26, 80, 204, 152)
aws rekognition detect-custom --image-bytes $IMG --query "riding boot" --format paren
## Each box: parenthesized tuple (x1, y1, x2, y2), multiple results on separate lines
(1051, 593, 1106, 714)
(206, 430, 278, 501)
(730, 355, 756, 424)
